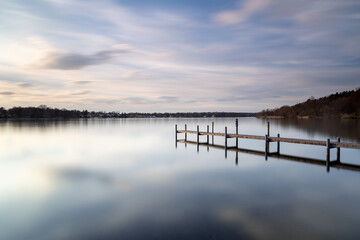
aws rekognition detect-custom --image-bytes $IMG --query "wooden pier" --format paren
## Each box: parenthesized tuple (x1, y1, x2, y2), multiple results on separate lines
(175, 120, 360, 172)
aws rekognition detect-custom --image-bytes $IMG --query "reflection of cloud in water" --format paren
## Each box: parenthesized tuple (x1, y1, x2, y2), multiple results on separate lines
(52, 167, 132, 192)
(54, 168, 113, 184)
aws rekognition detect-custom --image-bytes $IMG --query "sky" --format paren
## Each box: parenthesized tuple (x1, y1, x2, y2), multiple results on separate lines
(0, 0, 359, 112)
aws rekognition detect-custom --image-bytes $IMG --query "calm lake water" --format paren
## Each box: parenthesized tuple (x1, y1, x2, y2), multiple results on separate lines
(0, 118, 359, 240)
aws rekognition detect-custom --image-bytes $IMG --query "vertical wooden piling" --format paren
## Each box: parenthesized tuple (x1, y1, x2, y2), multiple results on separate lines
(337, 137, 341, 162)
(326, 138, 330, 172)
(197, 125, 199, 144)
(175, 124, 177, 148)
(212, 122, 214, 145)
(267, 121, 270, 136)
(225, 126, 228, 149)
(277, 133, 280, 154)
(235, 118, 238, 148)
(207, 125, 209, 144)
(175, 124, 177, 141)
(185, 124, 187, 141)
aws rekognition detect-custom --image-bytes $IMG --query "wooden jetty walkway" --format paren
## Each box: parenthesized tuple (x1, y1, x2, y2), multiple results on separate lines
(175, 120, 360, 172)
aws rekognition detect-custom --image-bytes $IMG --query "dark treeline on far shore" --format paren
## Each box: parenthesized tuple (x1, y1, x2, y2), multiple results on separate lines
(0, 105, 256, 119)
(257, 88, 360, 119)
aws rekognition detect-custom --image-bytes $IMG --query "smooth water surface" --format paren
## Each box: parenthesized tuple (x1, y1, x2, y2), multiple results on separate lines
(0, 118, 359, 240)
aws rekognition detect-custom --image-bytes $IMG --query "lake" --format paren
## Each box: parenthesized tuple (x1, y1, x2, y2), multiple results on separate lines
(0, 118, 359, 240)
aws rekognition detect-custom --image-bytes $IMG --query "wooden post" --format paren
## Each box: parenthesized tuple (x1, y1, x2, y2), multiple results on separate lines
(185, 124, 187, 141)
(235, 118, 238, 148)
(207, 125, 209, 144)
(326, 138, 330, 172)
(175, 124, 177, 141)
(197, 125, 199, 144)
(277, 133, 280, 154)
(212, 122, 214, 145)
(337, 137, 341, 162)
(225, 126, 228, 149)
(175, 124, 177, 149)
(267, 121, 270, 136)
(265, 134, 269, 160)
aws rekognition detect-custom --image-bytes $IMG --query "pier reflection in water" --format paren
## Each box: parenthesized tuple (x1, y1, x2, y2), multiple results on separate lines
(177, 140, 360, 173)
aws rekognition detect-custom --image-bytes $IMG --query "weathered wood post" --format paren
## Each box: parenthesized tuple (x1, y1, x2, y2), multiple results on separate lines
(265, 134, 269, 160)
(197, 125, 200, 144)
(212, 122, 214, 145)
(207, 125, 209, 144)
(277, 133, 280, 154)
(175, 124, 178, 140)
(235, 118, 238, 148)
(175, 124, 177, 148)
(225, 126, 228, 158)
(267, 121, 270, 136)
(225, 126, 228, 149)
(337, 137, 341, 162)
(185, 124, 187, 141)
(326, 138, 330, 172)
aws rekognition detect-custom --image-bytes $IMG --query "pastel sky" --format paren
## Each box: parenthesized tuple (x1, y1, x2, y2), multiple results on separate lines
(1, 0, 360, 112)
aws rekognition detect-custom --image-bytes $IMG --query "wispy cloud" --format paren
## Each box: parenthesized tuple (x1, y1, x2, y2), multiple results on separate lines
(35, 45, 133, 70)
(70, 81, 92, 85)
(17, 82, 33, 88)
(214, 0, 273, 24)
(0, 92, 15, 95)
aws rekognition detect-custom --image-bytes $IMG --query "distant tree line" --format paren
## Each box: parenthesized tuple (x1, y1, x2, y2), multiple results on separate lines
(257, 88, 360, 119)
(0, 105, 256, 119)
(0, 106, 126, 119)
(126, 112, 255, 118)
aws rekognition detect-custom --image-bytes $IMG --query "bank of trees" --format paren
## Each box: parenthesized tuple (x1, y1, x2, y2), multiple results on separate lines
(257, 88, 360, 118)
(0, 106, 256, 119)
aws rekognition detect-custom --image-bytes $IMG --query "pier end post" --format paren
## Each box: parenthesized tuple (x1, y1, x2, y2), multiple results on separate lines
(277, 133, 280, 154)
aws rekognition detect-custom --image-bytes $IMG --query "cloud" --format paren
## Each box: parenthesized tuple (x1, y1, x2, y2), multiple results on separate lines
(70, 81, 92, 85)
(158, 96, 179, 103)
(121, 71, 141, 78)
(0, 91, 15, 95)
(214, 0, 273, 25)
(17, 82, 33, 88)
(36, 45, 133, 70)
(69, 90, 92, 96)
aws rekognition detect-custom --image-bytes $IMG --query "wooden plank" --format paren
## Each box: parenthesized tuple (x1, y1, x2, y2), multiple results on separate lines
(269, 136, 327, 146)
(333, 142, 360, 149)
(228, 134, 266, 140)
